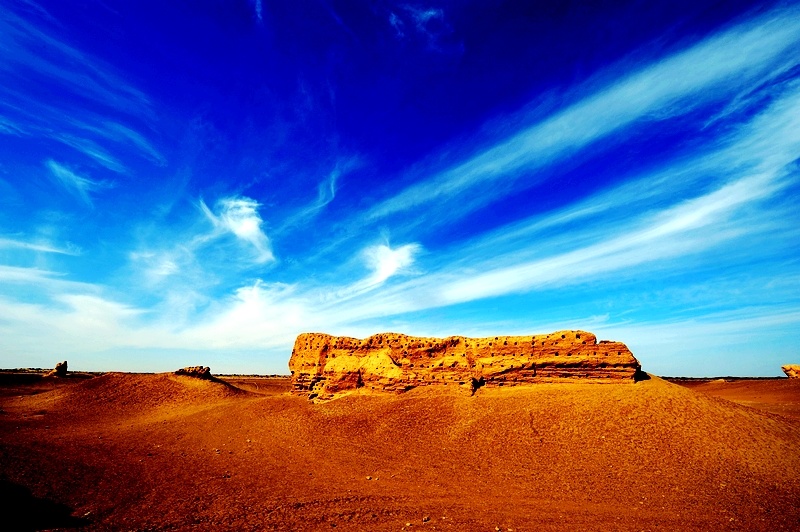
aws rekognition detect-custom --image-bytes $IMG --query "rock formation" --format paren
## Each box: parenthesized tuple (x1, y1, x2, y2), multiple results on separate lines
(45, 360, 68, 377)
(289, 330, 642, 399)
(782, 364, 800, 379)
(174, 366, 213, 380)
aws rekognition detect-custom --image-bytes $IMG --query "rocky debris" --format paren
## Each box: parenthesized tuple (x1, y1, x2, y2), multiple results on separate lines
(174, 366, 213, 379)
(45, 361, 68, 377)
(289, 330, 642, 399)
(782, 365, 800, 379)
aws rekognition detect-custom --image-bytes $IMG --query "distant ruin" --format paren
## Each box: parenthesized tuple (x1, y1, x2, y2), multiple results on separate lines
(45, 360, 68, 378)
(289, 330, 642, 399)
(174, 366, 214, 380)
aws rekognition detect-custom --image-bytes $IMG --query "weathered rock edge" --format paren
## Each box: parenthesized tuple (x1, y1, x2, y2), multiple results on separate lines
(174, 366, 214, 380)
(783, 364, 800, 379)
(45, 360, 68, 378)
(289, 330, 642, 399)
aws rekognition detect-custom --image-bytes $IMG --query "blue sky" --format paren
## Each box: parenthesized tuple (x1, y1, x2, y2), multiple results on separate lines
(1, 0, 799, 375)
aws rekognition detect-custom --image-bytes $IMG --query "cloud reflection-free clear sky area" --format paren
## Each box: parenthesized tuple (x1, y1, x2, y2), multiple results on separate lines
(1, 0, 799, 375)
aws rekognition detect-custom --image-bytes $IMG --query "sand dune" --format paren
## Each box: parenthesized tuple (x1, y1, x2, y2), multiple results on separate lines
(1, 373, 798, 530)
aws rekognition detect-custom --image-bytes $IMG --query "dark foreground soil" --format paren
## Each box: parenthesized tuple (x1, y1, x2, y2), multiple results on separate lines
(1, 373, 798, 531)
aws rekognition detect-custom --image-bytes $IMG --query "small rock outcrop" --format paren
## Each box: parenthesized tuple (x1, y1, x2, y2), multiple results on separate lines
(174, 366, 213, 379)
(782, 365, 800, 379)
(289, 330, 642, 399)
(45, 361, 68, 377)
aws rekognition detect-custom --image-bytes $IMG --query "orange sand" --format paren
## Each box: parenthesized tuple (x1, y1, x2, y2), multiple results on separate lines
(1, 373, 798, 530)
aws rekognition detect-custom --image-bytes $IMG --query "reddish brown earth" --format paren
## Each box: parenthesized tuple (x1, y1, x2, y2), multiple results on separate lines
(670, 377, 800, 421)
(290, 330, 641, 399)
(1, 371, 799, 530)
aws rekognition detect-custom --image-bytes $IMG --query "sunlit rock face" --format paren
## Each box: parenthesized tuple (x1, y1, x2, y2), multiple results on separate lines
(783, 365, 800, 379)
(289, 330, 642, 399)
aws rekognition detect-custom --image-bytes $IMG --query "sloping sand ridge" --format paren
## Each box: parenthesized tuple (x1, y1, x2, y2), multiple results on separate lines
(1, 369, 799, 530)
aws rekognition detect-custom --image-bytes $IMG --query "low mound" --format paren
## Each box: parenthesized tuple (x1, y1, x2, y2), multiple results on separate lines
(18, 371, 249, 422)
(2, 374, 798, 530)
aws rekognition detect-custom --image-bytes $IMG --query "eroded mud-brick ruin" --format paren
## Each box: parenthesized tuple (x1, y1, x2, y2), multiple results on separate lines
(289, 330, 642, 399)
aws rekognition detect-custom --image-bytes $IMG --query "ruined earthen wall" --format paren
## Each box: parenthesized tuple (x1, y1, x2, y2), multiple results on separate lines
(289, 330, 641, 398)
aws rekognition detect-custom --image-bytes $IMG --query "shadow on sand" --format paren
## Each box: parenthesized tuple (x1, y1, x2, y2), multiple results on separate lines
(0, 479, 90, 531)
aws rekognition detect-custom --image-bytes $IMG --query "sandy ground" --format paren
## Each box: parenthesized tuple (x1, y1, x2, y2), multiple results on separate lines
(1, 372, 798, 531)
(669, 378, 800, 421)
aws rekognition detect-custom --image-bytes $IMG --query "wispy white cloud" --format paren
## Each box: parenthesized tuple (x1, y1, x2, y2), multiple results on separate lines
(0, 265, 99, 295)
(366, 4, 800, 223)
(10, 0, 56, 21)
(0, 4, 160, 180)
(0, 96, 161, 170)
(0, 291, 148, 369)
(52, 134, 127, 173)
(362, 242, 420, 286)
(0, 88, 163, 168)
(300, 74, 799, 322)
(46, 160, 111, 207)
(276, 159, 362, 234)
(452, 85, 800, 266)
(318, 168, 339, 208)
(0, 7, 151, 113)
(0, 265, 62, 284)
(389, 12, 404, 38)
(406, 6, 444, 32)
(598, 307, 800, 377)
(335, 242, 422, 298)
(311, 80, 800, 323)
(277, 169, 339, 232)
(126, 194, 279, 297)
(57, 293, 145, 322)
(103, 122, 164, 166)
(65, 120, 165, 167)
(388, 4, 458, 53)
(0, 236, 80, 255)
(129, 250, 181, 282)
(2, 240, 416, 369)
(0, 275, 310, 370)
(436, 171, 782, 305)
(0, 115, 25, 135)
(200, 196, 275, 264)
(178, 281, 305, 349)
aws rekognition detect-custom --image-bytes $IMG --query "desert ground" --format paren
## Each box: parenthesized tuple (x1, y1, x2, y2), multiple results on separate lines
(1, 371, 798, 531)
